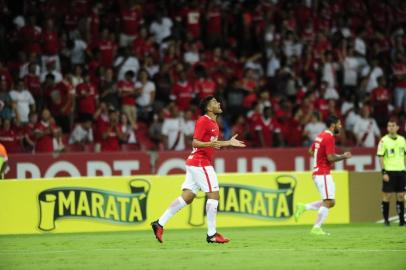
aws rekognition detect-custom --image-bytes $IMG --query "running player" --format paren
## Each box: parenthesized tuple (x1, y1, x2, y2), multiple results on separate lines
(294, 114, 352, 235)
(151, 96, 246, 243)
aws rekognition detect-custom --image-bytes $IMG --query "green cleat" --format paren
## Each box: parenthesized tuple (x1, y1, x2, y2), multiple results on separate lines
(310, 227, 330, 235)
(294, 203, 306, 222)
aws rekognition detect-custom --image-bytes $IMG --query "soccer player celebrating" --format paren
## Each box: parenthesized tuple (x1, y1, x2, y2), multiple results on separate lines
(151, 96, 246, 243)
(294, 114, 352, 235)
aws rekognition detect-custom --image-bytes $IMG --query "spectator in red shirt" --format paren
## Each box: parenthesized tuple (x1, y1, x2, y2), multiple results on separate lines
(0, 119, 23, 153)
(183, 1, 202, 39)
(238, 68, 258, 92)
(393, 54, 406, 112)
(252, 106, 283, 147)
(194, 66, 216, 99)
(97, 28, 117, 68)
(118, 70, 138, 129)
(93, 102, 109, 151)
(23, 63, 41, 103)
(231, 115, 250, 146)
(87, 48, 101, 81)
(120, 2, 143, 47)
(100, 107, 125, 151)
(206, 2, 223, 48)
(21, 111, 38, 152)
(44, 74, 75, 133)
(18, 15, 42, 55)
(170, 70, 194, 111)
(314, 82, 330, 120)
(86, 3, 101, 43)
(64, 2, 79, 39)
(371, 76, 391, 128)
(312, 32, 331, 60)
(281, 109, 303, 147)
(76, 72, 98, 121)
(41, 19, 61, 71)
(34, 108, 59, 153)
(132, 27, 156, 61)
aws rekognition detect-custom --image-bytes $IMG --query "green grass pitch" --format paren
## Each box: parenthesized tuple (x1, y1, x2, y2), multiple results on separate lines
(0, 224, 405, 270)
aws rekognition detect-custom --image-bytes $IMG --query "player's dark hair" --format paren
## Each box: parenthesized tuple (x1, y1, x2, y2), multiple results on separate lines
(199, 96, 215, 115)
(325, 114, 339, 128)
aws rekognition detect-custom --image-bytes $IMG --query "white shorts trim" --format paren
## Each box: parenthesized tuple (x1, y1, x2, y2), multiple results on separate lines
(181, 165, 219, 194)
(313, 174, 335, 200)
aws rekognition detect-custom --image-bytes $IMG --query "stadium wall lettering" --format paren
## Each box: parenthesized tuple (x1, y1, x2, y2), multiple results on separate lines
(7, 148, 377, 179)
(38, 179, 150, 231)
(0, 172, 350, 234)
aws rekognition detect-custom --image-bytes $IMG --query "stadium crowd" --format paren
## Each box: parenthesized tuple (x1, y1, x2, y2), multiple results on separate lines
(0, 0, 405, 153)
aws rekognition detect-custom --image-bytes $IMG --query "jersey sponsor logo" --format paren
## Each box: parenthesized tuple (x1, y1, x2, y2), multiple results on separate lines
(187, 175, 296, 226)
(37, 179, 150, 231)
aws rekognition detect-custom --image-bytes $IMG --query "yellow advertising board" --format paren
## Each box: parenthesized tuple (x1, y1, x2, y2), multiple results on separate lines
(0, 172, 349, 235)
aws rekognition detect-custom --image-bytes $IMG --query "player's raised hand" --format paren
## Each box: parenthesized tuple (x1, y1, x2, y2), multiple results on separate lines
(229, 134, 246, 148)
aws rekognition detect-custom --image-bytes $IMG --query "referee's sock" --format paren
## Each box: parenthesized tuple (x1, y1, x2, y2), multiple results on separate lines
(396, 201, 405, 225)
(381, 201, 390, 223)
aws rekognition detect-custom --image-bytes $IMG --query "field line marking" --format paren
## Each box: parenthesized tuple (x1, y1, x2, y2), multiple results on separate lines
(1, 247, 405, 255)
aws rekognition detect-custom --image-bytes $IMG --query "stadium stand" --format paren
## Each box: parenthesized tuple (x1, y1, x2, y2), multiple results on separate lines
(0, 0, 405, 153)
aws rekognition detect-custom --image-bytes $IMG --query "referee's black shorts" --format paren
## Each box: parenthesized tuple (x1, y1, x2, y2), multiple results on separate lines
(382, 171, 406, 193)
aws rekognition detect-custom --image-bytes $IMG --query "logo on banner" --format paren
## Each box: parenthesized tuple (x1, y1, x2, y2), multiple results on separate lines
(37, 179, 150, 231)
(188, 175, 297, 226)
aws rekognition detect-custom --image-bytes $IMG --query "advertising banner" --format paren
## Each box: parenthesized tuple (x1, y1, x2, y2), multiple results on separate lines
(7, 148, 377, 179)
(0, 172, 349, 235)
(7, 152, 151, 179)
(154, 148, 380, 175)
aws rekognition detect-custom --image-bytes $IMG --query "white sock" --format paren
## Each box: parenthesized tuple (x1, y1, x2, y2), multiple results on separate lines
(314, 206, 329, 228)
(206, 199, 219, 236)
(158, 197, 187, 226)
(306, 201, 323, 210)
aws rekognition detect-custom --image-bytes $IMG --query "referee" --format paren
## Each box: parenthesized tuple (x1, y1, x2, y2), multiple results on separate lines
(377, 120, 406, 226)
